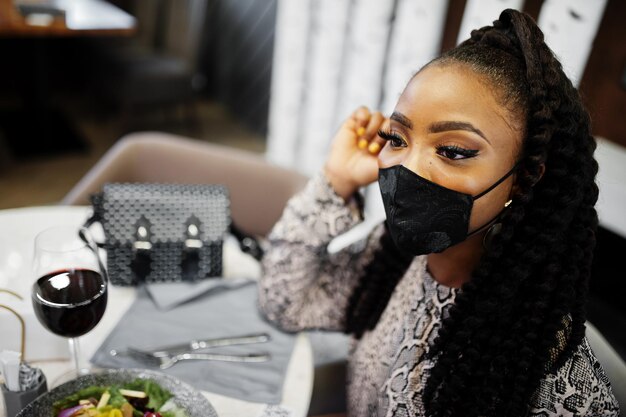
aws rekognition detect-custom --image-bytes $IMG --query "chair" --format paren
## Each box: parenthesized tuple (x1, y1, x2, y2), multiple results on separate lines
(62, 132, 308, 237)
(95, 0, 209, 131)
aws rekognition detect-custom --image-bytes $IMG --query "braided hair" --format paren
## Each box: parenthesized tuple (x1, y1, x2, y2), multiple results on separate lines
(345, 9, 598, 416)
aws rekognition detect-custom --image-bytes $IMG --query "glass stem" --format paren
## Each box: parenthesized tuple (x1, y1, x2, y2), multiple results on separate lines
(68, 337, 83, 374)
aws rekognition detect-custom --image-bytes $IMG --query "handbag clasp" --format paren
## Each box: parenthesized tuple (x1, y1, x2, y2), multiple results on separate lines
(184, 216, 203, 249)
(133, 216, 153, 251)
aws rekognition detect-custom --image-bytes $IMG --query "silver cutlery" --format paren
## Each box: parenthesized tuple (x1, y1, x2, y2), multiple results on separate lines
(123, 348, 270, 369)
(110, 332, 270, 358)
(109, 332, 272, 369)
(146, 332, 271, 357)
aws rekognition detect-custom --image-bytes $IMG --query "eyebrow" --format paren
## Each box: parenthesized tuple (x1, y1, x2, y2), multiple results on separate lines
(390, 112, 413, 129)
(429, 121, 490, 144)
(390, 112, 492, 145)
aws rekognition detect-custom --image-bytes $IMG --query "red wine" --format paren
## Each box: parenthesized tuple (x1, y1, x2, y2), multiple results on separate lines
(32, 269, 107, 338)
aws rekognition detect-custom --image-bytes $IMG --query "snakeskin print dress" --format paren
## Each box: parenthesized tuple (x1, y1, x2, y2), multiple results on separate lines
(258, 173, 620, 417)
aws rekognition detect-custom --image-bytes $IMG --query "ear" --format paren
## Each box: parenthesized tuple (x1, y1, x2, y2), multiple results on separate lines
(536, 163, 546, 183)
(509, 163, 545, 198)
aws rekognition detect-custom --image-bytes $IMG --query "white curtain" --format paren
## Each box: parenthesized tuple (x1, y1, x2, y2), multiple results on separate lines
(265, 0, 312, 169)
(456, 0, 525, 44)
(381, 0, 449, 114)
(537, 0, 608, 87)
(297, 0, 351, 175)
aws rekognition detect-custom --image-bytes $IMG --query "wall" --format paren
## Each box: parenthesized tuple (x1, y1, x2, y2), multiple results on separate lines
(579, 0, 626, 148)
(200, 0, 277, 134)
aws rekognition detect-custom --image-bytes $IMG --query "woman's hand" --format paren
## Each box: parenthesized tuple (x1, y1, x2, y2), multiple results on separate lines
(324, 106, 387, 200)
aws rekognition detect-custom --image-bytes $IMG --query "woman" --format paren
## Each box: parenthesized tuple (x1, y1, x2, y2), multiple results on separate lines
(259, 9, 620, 416)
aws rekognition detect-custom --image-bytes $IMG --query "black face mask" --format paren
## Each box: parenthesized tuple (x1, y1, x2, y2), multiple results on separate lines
(378, 164, 517, 256)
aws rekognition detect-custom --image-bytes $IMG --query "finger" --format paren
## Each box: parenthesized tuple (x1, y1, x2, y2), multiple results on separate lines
(362, 111, 384, 138)
(336, 114, 366, 152)
(352, 107, 373, 150)
(368, 135, 387, 155)
(358, 112, 383, 154)
(353, 106, 371, 123)
(353, 106, 371, 139)
(368, 116, 389, 155)
(342, 116, 357, 132)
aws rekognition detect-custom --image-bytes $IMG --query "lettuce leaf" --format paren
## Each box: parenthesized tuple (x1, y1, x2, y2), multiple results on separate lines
(122, 379, 173, 410)
(52, 386, 106, 415)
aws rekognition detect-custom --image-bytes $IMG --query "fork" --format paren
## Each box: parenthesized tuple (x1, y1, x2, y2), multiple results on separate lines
(110, 332, 271, 359)
(126, 347, 271, 369)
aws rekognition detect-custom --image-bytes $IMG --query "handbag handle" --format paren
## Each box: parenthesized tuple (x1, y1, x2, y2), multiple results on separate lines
(80, 213, 152, 283)
(78, 222, 109, 284)
(230, 223, 263, 261)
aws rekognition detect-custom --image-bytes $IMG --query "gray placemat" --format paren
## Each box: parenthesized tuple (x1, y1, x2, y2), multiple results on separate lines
(91, 283, 295, 404)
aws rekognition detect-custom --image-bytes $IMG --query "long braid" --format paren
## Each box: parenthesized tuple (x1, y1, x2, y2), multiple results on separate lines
(345, 224, 413, 337)
(426, 11, 598, 416)
(346, 9, 599, 416)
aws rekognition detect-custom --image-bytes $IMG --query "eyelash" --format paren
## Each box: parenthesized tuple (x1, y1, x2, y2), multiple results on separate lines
(435, 144, 479, 160)
(377, 129, 479, 160)
(377, 129, 406, 148)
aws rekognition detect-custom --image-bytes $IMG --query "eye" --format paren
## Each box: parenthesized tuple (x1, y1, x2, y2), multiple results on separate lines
(435, 145, 479, 160)
(378, 130, 407, 149)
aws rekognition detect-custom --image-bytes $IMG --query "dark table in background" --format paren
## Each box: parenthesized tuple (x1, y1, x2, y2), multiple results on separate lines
(0, 0, 136, 158)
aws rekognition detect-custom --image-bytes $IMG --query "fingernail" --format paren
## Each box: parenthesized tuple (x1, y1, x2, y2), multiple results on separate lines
(356, 127, 366, 136)
(358, 139, 368, 149)
(368, 142, 381, 154)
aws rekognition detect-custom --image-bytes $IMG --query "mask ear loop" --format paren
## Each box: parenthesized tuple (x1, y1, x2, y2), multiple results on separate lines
(467, 161, 520, 237)
(467, 202, 510, 237)
(472, 161, 520, 201)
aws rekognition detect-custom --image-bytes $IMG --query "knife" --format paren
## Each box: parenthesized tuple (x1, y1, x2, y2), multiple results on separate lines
(127, 332, 271, 357)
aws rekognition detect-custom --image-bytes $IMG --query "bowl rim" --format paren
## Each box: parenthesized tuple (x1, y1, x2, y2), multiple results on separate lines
(16, 368, 217, 417)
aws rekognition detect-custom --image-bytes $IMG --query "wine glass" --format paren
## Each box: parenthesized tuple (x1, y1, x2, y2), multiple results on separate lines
(31, 225, 108, 382)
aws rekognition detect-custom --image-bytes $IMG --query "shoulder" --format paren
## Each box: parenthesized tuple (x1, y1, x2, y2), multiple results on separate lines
(287, 172, 350, 213)
(529, 338, 620, 416)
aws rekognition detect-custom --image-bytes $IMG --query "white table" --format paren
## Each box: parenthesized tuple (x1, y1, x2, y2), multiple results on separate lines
(0, 206, 313, 417)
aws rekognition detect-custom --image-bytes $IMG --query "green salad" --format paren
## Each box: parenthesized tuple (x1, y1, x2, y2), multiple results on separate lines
(52, 379, 188, 417)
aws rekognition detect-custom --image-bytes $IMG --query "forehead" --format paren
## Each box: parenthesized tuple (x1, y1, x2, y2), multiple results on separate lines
(396, 63, 523, 152)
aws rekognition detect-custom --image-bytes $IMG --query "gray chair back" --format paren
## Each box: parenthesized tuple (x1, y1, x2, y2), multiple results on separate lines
(62, 132, 308, 237)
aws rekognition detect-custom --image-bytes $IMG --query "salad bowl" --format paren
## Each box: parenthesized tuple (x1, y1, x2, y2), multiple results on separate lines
(16, 368, 218, 417)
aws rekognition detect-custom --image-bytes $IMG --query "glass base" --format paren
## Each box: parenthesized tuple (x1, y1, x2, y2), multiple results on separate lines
(50, 366, 91, 388)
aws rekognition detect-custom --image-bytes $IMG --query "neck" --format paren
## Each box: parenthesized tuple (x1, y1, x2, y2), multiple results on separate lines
(426, 232, 485, 288)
